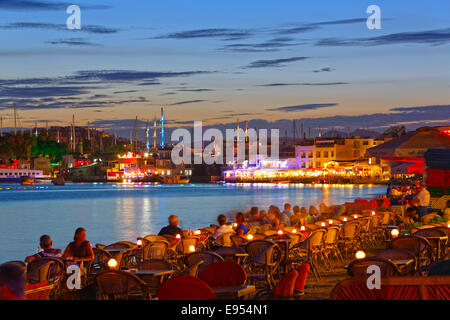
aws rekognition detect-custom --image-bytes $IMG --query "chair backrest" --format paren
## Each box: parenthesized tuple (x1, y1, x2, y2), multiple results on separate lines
(104, 242, 132, 250)
(199, 261, 247, 287)
(178, 237, 199, 254)
(26, 257, 65, 284)
(342, 222, 359, 239)
(185, 251, 224, 274)
(137, 259, 173, 271)
(142, 240, 169, 260)
(390, 235, 432, 259)
(91, 248, 112, 273)
(157, 275, 215, 300)
(144, 235, 168, 242)
(375, 249, 415, 262)
(381, 212, 391, 225)
(414, 228, 448, 245)
(307, 229, 326, 250)
(94, 270, 147, 299)
(271, 270, 299, 297)
(214, 232, 235, 247)
(245, 240, 277, 266)
(347, 257, 401, 277)
(330, 276, 450, 300)
(324, 226, 340, 245)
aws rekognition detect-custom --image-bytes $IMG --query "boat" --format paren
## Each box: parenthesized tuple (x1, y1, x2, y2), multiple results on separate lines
(53, 175, 65, 186)
(20, 176, 35, 185)
(0, 168, 48, 183)
(162, 174, 190, 184)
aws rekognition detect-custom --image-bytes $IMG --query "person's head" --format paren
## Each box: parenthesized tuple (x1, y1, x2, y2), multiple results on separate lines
(293, 205, 300, 215)
(39, 234, 52, 250)
(268, 211, 277, 221)
(0, 262, 25, 300)
(168, 215, 179, 227)
(300, 207, 307, 215)
(284, 203, 291, 212)
(217, 214, 227, 226)
(73, 227, 86, 242)
(419, 183, 426, 190)
(235, 212, 245, 224)
(260, 210, 267, 219)
(406, 206, 417, 216)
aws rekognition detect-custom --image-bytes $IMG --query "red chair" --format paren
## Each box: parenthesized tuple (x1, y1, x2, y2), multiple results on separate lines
(157, 275, 215, 300)
(295, 264, 310, 293)
(271, 270, 299, 297)
(199, 261, 247, 287)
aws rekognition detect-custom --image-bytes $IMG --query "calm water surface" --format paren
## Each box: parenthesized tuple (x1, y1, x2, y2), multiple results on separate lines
(0, 182, 385, 263)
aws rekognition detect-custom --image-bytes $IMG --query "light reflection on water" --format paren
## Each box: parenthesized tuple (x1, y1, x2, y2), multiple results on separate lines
(0, 182, 385, 263)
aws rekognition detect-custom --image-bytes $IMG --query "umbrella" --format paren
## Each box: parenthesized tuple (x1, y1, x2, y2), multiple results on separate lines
(366, 127, 450, 159)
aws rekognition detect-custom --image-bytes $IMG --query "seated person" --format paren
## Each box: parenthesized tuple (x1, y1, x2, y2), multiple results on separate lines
(300, 207, 311, 225)
(290, 206, 301, 226)
(259, 210, 271, 225)
(268, 211, 280, 229)
(25, 235, 63, 263)
(247, 207, 261, 225)
(158, 215, 183, 236)
(277, 206, 291, 227)
(282, 203, 292, 217)
(0, 262, 25, 300)
(404, 206, 419, 224)
(213, 215, 234, 240)
(64, 228, 95, 266)
(235, 212, 249, 236)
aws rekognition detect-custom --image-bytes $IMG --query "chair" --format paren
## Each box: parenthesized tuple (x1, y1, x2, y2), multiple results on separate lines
(330, 276, 450, 300)
(347, 257, 401, 277)
(157, 275, 215, 300)
(185, 251, 224, 275)
(390, 235, 433, 269)
(244, 240, 281, 288)
(25, 281, 56, 300)
(375, 249, 416, 275)
(254, 270, 299, 299)
(413, 228, 448, 260)
(323, 226, 343, 266)
(142, 240, 169, 260)
(178, 260, 204, 277)
(26, 257, 65, 285)
(90, 248, 112, 275)
(214, 232, 236, 248)
(103, 242, 133, 250)
(422, 213, 438, 224)
(94, 270, 150, 300)
(338, 221, 360, 257)
(199, 261, 247, 287)
(177, 236, 201, 254)
(214, 246, 247, 263)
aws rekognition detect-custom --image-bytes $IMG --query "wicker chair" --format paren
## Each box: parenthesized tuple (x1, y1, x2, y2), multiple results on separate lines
(244, 240, 281, 288)
(142, 240, 169, 260)
(375, 249, 416, 275)
(413, 228, 448, 260)
(323, 226, 343, 266)
(144, 235, 169, 242)
(90, 248, 112, 276)
(213, 231, 235, 248)
(26, 257, 65, 299)
(347, 257, 401, 277)
(390, 235, 433, 269)
(338, 221, 360, 258)
(94, 270, 150, 300)
(185, 251, 224, 275)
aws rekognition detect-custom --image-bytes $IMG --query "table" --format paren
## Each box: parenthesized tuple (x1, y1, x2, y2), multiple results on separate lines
(211, 285, 256, 300)
(127, 269, 174, 277)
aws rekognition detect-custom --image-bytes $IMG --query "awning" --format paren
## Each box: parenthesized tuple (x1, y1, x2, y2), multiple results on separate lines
(391, 162, 423, 175)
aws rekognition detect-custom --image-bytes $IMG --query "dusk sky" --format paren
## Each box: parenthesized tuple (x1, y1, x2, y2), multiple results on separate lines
(0, 0, 449, 138)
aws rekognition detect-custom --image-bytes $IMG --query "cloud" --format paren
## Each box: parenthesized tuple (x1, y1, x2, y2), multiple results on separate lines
(0, 86, 92, 98)
(0, 22, 120, 34)
(176, 88, 213, 92)
(219, 37, 300, 52)
(46, 37, 100, 46)
(0, 0, 110, 11)
(244, 56, 309, 69)
(169, 100, 208, 106)
(152, 28, 253, 40)
(316, 28, 450, 46)
(267, 103, 338, 112)
(313, 67, 334, 73)
(389, 104, 450, 112)
(259, 82, 348, 87)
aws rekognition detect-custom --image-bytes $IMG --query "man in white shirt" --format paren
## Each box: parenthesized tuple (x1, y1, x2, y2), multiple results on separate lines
(415, 183, 430, 219)
(213, 214, 234, 240)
